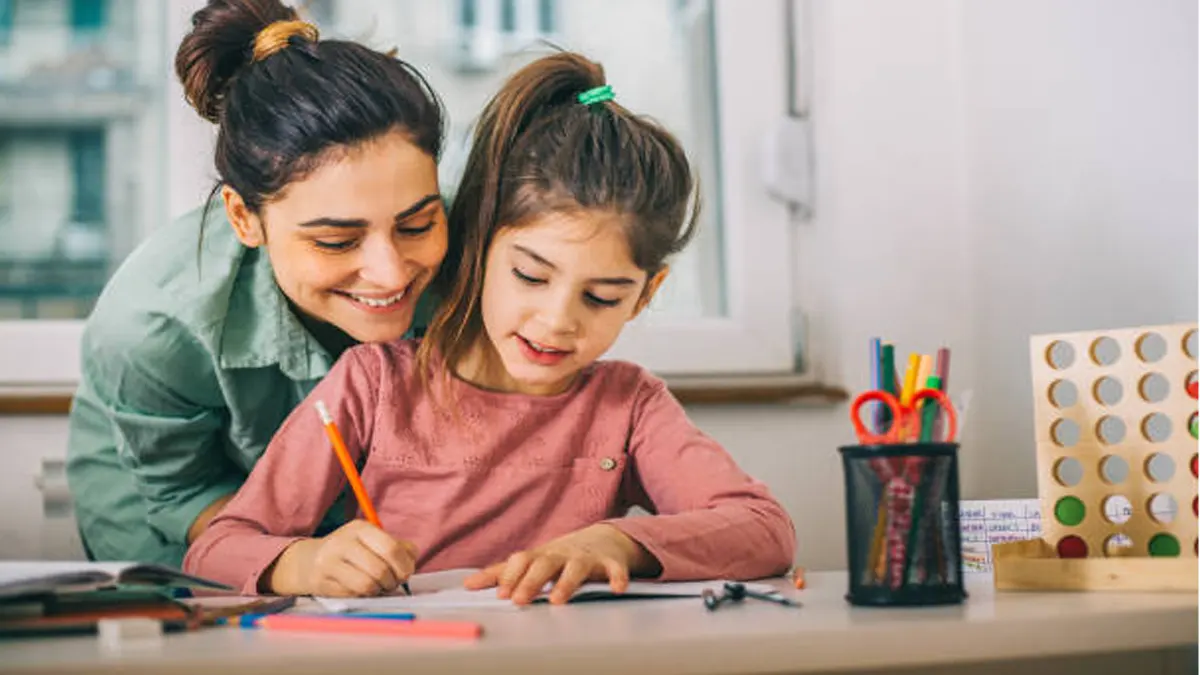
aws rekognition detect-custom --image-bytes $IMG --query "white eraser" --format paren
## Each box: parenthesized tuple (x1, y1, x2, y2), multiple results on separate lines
(98, 618, 163, 649)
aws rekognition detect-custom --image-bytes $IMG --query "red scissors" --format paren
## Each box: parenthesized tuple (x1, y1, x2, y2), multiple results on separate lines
(850, 388, 958, 445)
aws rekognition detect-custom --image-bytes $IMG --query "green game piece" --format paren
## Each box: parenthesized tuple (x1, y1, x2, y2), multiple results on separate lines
(1148, 533, 1181, 557)
(1054, 496, 1086, 526)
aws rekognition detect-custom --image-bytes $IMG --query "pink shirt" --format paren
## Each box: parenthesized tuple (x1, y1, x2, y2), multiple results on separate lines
(184, 340, 796, 594)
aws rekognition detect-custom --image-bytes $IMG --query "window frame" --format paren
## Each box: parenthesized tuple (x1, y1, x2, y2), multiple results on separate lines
(0, 0, 798, 387)
(602, 0, 797, 375)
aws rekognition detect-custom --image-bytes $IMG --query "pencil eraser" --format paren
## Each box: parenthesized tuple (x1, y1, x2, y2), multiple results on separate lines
(98, 618, 163, 649)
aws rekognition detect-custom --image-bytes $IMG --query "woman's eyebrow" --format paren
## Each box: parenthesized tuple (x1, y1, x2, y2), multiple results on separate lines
(512, 244, 637, 286)
(394, 194, 443, 224)
(296, 194, 442, 229)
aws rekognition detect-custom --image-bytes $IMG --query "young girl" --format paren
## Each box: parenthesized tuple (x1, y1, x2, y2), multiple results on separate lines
(185, 52, 796, 605)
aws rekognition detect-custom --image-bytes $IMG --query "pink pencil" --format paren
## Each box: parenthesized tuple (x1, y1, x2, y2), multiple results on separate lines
(256, 615, 482, 640)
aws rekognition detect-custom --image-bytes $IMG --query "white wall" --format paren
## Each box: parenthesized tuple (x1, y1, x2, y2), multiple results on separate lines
(962, 0, 1199, 507)
(2, 0, 1195, 570)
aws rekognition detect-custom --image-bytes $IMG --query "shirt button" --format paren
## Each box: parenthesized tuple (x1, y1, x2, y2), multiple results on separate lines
(599, 457, 617, 471)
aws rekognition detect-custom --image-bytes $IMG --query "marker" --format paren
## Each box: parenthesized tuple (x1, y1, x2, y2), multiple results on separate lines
(252, 614, 482, 639)
(869, 337, 882, 433)
(880, 343, 897, 433)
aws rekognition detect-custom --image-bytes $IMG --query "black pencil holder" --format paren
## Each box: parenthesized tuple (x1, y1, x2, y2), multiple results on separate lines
(839, 442, 966, 606)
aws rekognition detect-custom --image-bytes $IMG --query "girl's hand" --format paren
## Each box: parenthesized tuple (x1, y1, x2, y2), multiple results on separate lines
(266, 520, 417, 597)
(462, 524, 661, 605)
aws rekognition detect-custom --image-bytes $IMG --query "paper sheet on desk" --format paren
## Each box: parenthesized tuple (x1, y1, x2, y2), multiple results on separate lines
(315, 568, 779, 613)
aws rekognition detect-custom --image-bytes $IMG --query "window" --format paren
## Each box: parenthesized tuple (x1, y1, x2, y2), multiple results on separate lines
(0, 0, 12, 47)
(69, 0, 105, 31)
(452, 0, 559, 73)
(0, 0, 165, 385)
(1, 0, 797, 386)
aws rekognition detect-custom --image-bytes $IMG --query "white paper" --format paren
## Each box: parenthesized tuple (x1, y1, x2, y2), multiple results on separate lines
(315, 568, 779, 613)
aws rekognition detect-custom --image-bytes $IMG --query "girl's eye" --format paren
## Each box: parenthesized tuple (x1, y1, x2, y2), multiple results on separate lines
(585, 293, 621, 308)
(314, 239, 357, 251)
(398, 220, 436, 236)
(512, 268, 546, 285)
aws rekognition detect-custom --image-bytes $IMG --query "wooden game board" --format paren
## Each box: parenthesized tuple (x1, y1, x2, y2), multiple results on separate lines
(993, 322, 1198, 591)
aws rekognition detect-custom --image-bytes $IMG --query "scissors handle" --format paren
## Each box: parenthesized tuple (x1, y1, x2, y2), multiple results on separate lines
(909, 388, 958, 443)
(850, 390, 904, 445)
(852, 388, 958, 445)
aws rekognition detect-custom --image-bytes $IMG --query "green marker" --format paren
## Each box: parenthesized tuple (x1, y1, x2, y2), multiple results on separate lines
(918, 375, 942, 443)
(880, 344, 897, 432)
(905, 373, 943, 585)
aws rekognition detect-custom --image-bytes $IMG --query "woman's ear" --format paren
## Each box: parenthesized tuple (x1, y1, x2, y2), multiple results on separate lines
(222, 185, 265, 248)
(631, 266, 670, 319)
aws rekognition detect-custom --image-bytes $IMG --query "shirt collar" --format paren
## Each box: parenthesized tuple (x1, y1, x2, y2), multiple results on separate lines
(217, 244, 334, 382)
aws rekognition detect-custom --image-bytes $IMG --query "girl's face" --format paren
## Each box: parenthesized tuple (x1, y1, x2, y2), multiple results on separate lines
(223, 130, 447, 345)
(472, 211, 667, 396)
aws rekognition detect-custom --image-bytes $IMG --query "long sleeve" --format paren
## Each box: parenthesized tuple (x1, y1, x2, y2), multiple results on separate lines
(71, 313, 241, 550)
(182, 345, 382, 594)
(604, 375, 796, 582)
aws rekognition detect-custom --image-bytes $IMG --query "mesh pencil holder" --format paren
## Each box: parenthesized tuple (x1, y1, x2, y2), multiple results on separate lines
(839, 442, 966, 606)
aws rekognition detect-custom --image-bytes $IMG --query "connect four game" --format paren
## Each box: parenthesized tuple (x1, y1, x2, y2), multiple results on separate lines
(988, 321, 1195, 588)
(992, 323, 1198, 592)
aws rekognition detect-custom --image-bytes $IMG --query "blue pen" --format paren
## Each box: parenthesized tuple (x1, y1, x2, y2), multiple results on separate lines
(216, 613, 272, 628)
(218, 612, 416, 628)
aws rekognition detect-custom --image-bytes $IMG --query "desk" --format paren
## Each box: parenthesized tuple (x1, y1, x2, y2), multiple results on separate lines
(1, 572, 1195, 675)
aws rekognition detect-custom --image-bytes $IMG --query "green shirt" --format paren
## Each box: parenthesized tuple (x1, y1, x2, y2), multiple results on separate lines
(66, 201, 437, 567)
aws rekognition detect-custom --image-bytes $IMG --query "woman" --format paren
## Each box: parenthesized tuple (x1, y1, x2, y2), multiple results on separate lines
(66, 0, 456, 567)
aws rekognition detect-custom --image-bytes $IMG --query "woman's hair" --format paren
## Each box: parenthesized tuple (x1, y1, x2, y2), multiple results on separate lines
(418, 50, 699, 380)
(176, 0, 446, 239)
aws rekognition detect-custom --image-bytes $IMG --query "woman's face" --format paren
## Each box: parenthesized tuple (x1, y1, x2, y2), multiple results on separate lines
(224, 130, 447, 344)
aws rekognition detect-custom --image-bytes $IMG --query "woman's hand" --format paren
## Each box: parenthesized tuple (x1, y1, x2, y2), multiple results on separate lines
(462, 524, 662, 605)
(265, 520, 417, 597)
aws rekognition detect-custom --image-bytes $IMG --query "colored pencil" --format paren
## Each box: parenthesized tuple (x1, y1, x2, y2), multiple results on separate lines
(316, 400, 411, 596)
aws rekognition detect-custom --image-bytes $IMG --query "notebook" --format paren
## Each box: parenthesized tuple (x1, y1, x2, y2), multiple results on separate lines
(316, 568, 781, 613)
(0, 561, 232, 602)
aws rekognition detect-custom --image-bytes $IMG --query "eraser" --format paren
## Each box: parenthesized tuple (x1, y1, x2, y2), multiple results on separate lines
(98, 618, 163, 649)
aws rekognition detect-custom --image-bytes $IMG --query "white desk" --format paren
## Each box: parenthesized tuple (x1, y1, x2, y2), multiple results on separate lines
(1, 572, 1196, 675)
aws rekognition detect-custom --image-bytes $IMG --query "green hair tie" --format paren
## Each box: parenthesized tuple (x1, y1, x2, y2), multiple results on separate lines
(577, 84, 615, 106)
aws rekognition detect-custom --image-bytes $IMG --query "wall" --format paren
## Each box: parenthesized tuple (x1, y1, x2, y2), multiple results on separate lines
(961, 0, 1199, 507)
(2, 0, 1195, 570)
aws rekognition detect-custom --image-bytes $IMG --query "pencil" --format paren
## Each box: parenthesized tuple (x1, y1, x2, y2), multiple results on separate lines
(316, 400, 411, 596)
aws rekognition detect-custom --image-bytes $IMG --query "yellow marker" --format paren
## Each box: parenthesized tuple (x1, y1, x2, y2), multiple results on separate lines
(900, 353, 921, 407)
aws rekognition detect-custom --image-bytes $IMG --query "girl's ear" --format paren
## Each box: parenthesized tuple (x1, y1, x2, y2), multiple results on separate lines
(222, 185, 265, 248)
(631, 266, 670, 319)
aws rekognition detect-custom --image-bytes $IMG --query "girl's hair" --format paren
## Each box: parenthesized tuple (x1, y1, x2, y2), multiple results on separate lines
(418, 51, 699, 381)
(177, 0, 447, 254)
